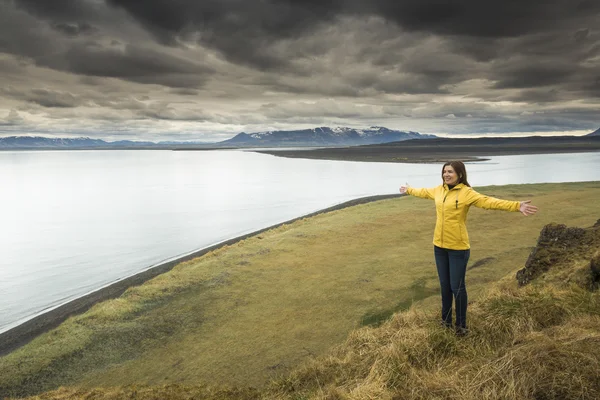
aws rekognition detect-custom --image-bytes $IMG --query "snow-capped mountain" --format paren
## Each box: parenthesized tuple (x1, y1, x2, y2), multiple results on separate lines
(220, 126, 436, 147)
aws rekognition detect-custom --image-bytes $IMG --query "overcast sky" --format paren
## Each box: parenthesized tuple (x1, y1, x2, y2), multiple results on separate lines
(1, 0, 599, 142)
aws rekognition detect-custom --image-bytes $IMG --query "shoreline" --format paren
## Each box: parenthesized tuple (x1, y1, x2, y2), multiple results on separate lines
(255, 136, 600, 163)
(0, 193, 403, 357)
(256, 148, 599, 164)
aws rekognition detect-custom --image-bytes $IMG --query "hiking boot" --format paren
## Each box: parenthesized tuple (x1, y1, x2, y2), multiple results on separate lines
(439, 320, 452, 329)
(455, 326, 469, 337)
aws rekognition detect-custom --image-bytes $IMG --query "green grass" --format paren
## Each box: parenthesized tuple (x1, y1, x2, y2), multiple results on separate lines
(1, 181, 599, 399)
(359, 278, 439, 327)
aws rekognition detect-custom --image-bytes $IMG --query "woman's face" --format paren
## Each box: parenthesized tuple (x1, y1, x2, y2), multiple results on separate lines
(442, 165, 459, 186)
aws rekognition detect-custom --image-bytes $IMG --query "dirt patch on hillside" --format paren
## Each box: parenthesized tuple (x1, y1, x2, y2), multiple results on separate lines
(516, 220, 600, 289)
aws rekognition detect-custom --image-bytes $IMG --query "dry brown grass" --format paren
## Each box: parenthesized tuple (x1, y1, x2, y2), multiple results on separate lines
(272, 282, 600, 400)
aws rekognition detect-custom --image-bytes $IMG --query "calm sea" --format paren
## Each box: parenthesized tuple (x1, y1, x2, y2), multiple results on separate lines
(1, 150, 599, 332)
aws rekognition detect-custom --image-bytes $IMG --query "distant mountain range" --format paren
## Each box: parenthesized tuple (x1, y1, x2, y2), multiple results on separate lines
(0, 136, 156, 149)
(587, 128, 600, 137)
(2, 126, 598, 149)
(0, 126, 435, 149)
(219, 126, 436, 147)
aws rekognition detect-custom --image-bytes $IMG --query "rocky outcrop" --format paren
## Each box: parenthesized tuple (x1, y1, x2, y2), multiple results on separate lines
(516, 220, 600, 288)
(590, 251, 600, 289)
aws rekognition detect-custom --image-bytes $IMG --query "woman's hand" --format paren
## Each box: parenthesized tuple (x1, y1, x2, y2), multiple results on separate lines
(519, 200, 538, 216)
(399, 182, 410, 194)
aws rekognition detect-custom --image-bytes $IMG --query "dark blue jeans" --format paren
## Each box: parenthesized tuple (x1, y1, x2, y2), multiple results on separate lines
(434, 246, 470, 329)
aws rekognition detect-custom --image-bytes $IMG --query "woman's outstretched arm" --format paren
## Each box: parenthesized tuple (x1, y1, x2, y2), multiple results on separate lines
(468, 189, 538, 216)
(400, 184, 436, 200)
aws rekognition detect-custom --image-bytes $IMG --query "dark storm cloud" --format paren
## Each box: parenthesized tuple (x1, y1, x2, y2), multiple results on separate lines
(28, 89, 80, 108)
(493, 64, 574, 89)
(367, 0, 599, 37)
(486, 27, 600, 99)
(63, 43, 214, 88)
(2, 0, 599, 138)
(7, 0, 599, 90)
(101, 0, 350, 70)
(368, 73, 452, 95)
(90, 0, 600, 109)
(506, 89, 562, 104)
(52, 22, 95, 36)
(14, 0, 100, 22)
(2, 87, 81, 108)
(99, 0, 600, 65)
(103, 0, 600, 39)
(2, 1, 213, 88)
(574, 28, 590, 42)
(104, 0, 344, 40)
(446, 37, 500, 63)
(0, 2, 60, 61)
(170, 88, 199, 96)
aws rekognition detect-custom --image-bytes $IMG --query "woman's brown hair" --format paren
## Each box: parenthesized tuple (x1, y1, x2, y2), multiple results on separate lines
(441, 161, 471, 187)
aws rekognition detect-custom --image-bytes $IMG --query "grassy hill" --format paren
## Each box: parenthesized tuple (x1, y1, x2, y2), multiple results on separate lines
(2, 181, 599, 399)
(270, 218, 600, 399)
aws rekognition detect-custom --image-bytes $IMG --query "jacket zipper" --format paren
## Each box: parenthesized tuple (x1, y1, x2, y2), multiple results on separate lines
(442, 189, 448, 247)
(441, 186, 460, 247)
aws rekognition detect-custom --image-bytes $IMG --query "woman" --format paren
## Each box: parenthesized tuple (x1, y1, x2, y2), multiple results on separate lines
(399, 161, 538, 336)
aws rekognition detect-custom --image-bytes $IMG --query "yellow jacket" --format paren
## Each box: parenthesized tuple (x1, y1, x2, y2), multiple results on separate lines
(406, 183, 520, 250)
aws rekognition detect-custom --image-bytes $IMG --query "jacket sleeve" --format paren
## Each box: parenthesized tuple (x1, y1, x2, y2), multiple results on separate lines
(406, 186, 436, 200)
(467, 189, 520, 212)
